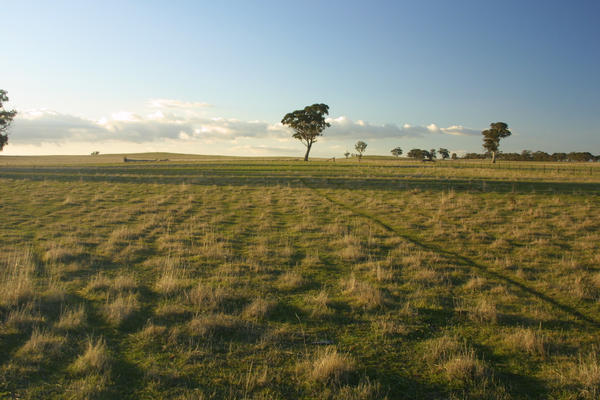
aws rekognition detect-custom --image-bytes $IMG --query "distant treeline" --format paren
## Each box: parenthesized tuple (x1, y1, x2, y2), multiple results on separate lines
(461, 151, 598, 162)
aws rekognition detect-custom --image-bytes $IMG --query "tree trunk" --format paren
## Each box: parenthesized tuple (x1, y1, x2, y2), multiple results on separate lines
(491, 151, 496, 164)
(304, 142, 312, 161)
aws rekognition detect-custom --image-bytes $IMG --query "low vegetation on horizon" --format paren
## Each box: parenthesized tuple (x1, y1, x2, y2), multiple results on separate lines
(1, 157, 600, 399)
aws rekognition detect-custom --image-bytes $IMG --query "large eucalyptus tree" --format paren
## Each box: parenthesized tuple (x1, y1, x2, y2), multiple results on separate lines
(482, 122, 511, 163)
(281, 103, 330, 161)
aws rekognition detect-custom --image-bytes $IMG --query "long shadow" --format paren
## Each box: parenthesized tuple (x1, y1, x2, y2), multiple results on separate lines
(2, 166, 600, 194)
(304, 181, 600, 330)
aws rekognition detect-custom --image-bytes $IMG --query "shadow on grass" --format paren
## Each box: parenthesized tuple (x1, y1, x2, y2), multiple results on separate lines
(2, 164, 599, 194)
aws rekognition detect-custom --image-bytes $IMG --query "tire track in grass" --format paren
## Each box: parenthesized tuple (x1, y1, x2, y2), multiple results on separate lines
(302, 179, 600, 329)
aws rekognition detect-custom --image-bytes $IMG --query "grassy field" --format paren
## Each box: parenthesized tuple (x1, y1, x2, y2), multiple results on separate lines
(1, 154, 599, 399)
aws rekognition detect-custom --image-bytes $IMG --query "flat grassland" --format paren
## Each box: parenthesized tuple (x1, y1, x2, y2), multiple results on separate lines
(1, 154, 599, 399)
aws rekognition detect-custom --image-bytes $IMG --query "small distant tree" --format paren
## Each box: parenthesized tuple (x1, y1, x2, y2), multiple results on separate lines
(482, 122, 511, 163)
(428, 149, 436, 160)
(281, 103, 331, 161)
(451, 152, 457, 160)
(91, 151, 100, 156)
(0, 90, 18, 151)
(408, 148, 426, 160)
(391, 147, 403, 158)
(521, 149, 532, 161)
(438, 148, 450, 159)
(355, 141, 367, 162)
(344, 151, 350, 159)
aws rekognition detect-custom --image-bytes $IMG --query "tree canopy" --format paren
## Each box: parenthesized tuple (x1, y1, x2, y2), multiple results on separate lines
(281, 103, 330, 161)
(0, 90, 17, 151)
(482, 122, 511, 163)
(408, 149, 427, 160)
(391, 147, 403, 157)
(438, 148, 450, 159)
(355, 141, 367, 161)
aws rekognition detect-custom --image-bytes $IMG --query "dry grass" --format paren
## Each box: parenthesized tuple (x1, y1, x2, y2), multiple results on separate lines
(1, 159, 599, 398)
(468, 298, 498, 324)
(1, 251, 36, 307)
(304, 347, 356, 384)
(86, 273, 112, 292)
(186, 282, 227, 310)
(277, 271, 305, 290)
(56, 304, 86, 331)
(443, 348, 487, 383)
(504, 327, 545, 356)
(155, 259, 188, 296)
(575, 350, 600, 399)
(188, 313, 245, 338)
(104, 293, 140, 325)
(306, 289, 333, 317)
(243, 297, 275, 320)
(112, 273, 138, 292)
(155, 302, 188, 319)
(464, 276, 487, 291)
(5, 303, 45, 331)
(71, 337, 111, 374)
(341, 274, 386, 310)
(66, 374, 109, 400)
(424, 335, 462, 364)
(16, 328, 65, 363)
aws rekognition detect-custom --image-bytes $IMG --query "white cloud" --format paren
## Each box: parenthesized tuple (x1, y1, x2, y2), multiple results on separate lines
(6, 101, 481, 154)
(325, 117, 477, 138)
(9, 106, 287, 146)
(440, 125, 480, 136)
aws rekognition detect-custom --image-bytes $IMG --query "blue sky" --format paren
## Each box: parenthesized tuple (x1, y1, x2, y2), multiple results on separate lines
(2, 0, 599, 156)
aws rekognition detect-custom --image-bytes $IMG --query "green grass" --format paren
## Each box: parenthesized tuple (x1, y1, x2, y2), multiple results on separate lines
(1, 154, 599, 399)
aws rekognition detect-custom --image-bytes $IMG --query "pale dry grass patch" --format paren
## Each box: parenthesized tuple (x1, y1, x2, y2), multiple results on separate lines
(307, 289, 333, 317)
(277, 271, 305, 290)
(188, 313, 245, 338)
(42, 243, 85, 263)
(464, 276, 487, 291)
(575, 351, 600, 399)
(554, 349, 600, 399)
(372, 318, 409, 338)
(155, 259, 188, 296)
(1, 251, 36, 307)
(302, 251, 320, 267)
(303, 347, 356, 384)
(468, 298, 498, 324)
(104, 293, 140, 325)
(136, 322, 167, 343)
(369, 261, 394, 282)
(443, 348, 487, 383)
(71, 337, 111, 375)
(424, 335, 462, 364)
(243, 297, 276, 320)
(86, 273, 111, 292)
(56, 304, 86, 331)
(341, 274, 386, 310)
(112, 273, 138, 292)
(334, 378, 383, 400)
(155, 303, 188, 319)
(504, 327, 545, 356)
(67, 374, 109, 400)
(412, 267, 444, 286)
(16, 328, 65, 364)
(5, 303, 45, 331)
(186, 282, 227, 310)
(200, 229, 231, 259)
(338, 244, 362, 261)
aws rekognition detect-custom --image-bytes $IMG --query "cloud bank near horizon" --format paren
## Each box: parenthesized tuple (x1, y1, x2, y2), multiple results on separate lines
(7, 99, 480, 153)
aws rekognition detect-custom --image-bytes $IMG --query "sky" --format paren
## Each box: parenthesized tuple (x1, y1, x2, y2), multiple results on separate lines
(1, 0, 599, 157)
